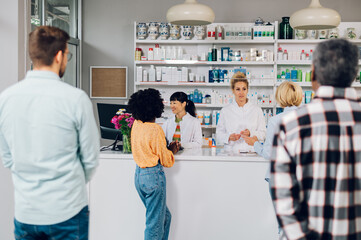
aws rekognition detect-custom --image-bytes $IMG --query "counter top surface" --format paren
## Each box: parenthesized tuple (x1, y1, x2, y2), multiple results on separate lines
(99, 147, 267, 162)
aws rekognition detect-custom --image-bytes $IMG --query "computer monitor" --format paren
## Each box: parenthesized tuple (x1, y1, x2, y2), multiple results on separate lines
(97, 103, 128, 151)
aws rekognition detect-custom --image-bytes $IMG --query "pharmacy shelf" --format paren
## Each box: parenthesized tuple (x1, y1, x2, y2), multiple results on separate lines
(277, 40, 325, 44)
(135, 39, 275, 44)
(276, 81, 312, 87)
(135, 81, 275, 87)
(135, 60, 275, 66)
(193, 103, 275, 108)
(201, 125, 216, 129)
(276, 82, 361, 88)
(278, 39, 361, 44)
(277, 60, 312, 65)
(278, 60, 361, 66)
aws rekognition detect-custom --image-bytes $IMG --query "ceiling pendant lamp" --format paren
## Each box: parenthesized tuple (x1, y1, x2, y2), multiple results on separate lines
(166, 0, 215, 26)
(290, 0, 341, 30)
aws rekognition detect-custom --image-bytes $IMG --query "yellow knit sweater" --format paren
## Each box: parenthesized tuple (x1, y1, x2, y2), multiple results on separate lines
(131, 120, 174, 168)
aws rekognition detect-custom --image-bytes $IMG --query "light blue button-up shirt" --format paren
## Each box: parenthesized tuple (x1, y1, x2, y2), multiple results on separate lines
(0, 71, 99, 225)
(254, 106, 297, 179)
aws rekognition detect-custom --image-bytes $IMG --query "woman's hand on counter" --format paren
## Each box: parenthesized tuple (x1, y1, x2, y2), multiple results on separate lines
(240, 129, 250, 137)
(169, 141, 181, 154)
(244, 136, 258, 146)
(229, 133, 242, 142)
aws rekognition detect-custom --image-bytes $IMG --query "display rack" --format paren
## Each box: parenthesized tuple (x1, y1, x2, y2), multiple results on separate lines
(133, 21, 361, 135)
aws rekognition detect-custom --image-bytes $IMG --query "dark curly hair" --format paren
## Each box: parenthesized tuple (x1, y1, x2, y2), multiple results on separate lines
(128, 88, 164, 122)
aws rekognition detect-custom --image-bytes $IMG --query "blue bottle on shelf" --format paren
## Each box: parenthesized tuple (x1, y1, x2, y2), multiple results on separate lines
(209, 67, 214, 83)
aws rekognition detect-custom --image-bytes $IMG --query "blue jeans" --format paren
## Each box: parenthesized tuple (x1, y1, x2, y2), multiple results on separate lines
(14, 206, 89, 240)
(135, 164, 171, 240)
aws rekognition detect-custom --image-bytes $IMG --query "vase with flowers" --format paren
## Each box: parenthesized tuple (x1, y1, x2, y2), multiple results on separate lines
(111, 109, 135, 153)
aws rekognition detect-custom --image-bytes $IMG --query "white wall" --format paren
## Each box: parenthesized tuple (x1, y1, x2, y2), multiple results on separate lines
(0, 0, 27, 239)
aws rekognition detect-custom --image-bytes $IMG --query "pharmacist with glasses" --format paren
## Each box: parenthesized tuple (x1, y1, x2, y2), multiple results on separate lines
(216, 72, 266, 152)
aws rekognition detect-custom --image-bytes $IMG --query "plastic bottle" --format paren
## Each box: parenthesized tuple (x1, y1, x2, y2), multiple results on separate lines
(148, 48, 154, 61)
(149, 65, 156, 82)
(208, 67, 214, 83)
(208, 48, 212, 61)
(277, 47, 283, 61)
(212, 45, 217, 61)
(309, 49, 313, 60)
(283, 49, 288, 60)
(301, 50, 306, 60)
(213, 68, 219, 82)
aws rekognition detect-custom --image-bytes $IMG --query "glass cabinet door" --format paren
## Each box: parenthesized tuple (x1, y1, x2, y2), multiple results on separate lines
(31, 0, 42, 30)
(45, 0, 78, 38)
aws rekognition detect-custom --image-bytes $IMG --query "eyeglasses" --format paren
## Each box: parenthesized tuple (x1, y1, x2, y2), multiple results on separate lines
(67, 52, 73, 61)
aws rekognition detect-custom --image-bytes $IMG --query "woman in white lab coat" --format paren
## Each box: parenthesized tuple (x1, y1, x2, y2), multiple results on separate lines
(216, 72, 266, 152)
(162, 92, 202, 149)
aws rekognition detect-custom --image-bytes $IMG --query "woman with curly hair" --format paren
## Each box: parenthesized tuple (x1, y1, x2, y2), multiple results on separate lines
(128, 88, 180, 240)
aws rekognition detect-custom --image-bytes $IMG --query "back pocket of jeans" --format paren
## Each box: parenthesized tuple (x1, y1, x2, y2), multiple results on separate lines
(139, 172, 160, 194)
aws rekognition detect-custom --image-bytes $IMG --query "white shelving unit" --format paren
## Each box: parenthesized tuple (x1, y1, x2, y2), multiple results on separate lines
(134, 21, 361, 134)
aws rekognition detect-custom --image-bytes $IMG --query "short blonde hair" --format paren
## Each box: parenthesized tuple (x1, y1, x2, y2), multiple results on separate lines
(275, 81, 303, 108)
(231, 72, 248, 90)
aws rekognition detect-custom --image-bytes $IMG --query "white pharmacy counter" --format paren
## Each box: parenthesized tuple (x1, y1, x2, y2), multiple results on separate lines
(89, 148, 279, 240)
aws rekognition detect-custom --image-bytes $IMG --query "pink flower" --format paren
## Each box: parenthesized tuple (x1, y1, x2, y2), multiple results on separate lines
(111, 116, 118, 124)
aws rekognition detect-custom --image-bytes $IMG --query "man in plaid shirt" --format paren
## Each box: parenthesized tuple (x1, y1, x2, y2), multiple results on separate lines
(271, 39, 361, 240)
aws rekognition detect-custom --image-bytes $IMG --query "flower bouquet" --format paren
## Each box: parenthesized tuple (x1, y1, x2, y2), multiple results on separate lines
(111, 109, 135, 153)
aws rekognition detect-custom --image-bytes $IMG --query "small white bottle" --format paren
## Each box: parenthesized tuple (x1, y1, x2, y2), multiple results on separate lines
(283, 49, 288, 61)
(301, 50, 306, 60)
(148, 48, 154, 61)
(177, 46, 183, 60)
(166, 46, 171, 60)
(149, 65, 156, 82)
(160, 47, 166, 60)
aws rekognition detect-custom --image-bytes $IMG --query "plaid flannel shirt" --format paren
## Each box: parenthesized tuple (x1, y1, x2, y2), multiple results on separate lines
(271, 86, 361, 240)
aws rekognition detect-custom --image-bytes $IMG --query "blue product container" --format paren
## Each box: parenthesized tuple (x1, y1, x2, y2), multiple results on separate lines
(291, 69, 297, 82)
(285, 72, 291, 80)
(213, 68, 219, 83)
(219, 69, 225, 83)
(209, 68, 214, 83)
(194, 89, 199, 103)
(216, 111, 220, 124)
(221, 47, 230, 61)
(189, 92, 194, 102)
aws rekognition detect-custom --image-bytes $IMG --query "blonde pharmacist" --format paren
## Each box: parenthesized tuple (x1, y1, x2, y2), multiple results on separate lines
(216, 72, 266, 151)
(162, 92, 202, 148)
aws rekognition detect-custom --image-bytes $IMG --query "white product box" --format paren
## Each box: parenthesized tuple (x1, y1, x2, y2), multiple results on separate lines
(143, 69, 148, 82)
(171, 67, 178, 82)
(136, 66, 143, 82)
(156, 67, 162, 81)
(181, 67, 188, 82)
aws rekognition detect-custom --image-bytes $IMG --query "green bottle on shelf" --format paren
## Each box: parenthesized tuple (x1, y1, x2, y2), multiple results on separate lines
(279, 17, 293, 39)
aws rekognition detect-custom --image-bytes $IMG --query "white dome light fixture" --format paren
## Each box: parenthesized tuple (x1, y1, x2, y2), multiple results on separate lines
(166, 0, 215, 26)
(290, 0, 341, 30)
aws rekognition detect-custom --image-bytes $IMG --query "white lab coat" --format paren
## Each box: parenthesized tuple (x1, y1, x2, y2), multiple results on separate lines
(216, 101, 266, 152)
(162, 113, 202, 148)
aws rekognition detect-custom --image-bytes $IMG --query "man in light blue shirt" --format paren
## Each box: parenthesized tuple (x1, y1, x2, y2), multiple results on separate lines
(0, 26, 99, 239)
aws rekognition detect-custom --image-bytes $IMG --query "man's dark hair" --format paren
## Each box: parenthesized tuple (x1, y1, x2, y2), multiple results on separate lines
(29, 26, 70, 67)
(313, 39, 359, 87)
(128, 88, 164, 122)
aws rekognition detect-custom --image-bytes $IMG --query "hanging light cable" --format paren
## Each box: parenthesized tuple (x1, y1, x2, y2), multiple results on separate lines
(290, 0, 341, 30)
(166, 0, 215, 26)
